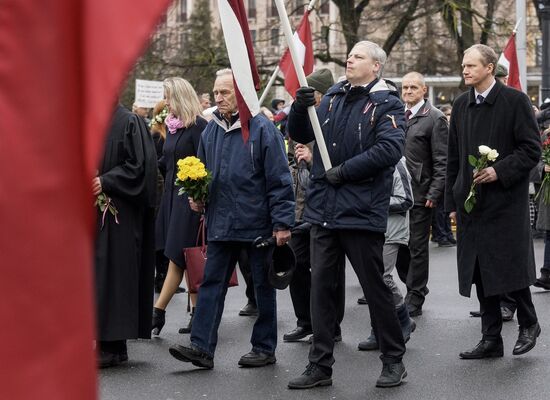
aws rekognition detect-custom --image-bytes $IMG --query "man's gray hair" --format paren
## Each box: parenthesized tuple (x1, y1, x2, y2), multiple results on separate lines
(464, 44, 498, 76)
(216, 68, 233, 77)
(353, 40, 387, 75)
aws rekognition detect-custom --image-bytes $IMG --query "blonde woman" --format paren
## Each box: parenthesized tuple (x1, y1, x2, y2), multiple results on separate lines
(152, 77, 207, 335)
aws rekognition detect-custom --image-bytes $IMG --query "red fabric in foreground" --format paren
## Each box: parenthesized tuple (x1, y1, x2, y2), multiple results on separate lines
(225, 0, 260, 143)
(0, 1, 169, 398)
(279, 10, 315, 98)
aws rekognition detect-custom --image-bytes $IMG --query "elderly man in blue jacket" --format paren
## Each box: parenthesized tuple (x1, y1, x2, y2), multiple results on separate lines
(169, 69, 295, 369)
(286, 41, 407, 389)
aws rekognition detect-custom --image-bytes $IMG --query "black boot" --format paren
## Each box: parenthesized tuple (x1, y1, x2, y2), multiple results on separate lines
(397, 303, 416, 343)
(152, 307, 166, 336)
(534, 270, 550, 290)
(179, 307, 195, 334)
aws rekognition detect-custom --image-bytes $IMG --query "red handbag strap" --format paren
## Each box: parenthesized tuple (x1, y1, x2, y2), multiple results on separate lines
(195, 215, 206, 250)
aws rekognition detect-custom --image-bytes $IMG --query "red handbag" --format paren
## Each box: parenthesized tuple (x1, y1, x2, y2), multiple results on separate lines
(184, 216, 238, 293)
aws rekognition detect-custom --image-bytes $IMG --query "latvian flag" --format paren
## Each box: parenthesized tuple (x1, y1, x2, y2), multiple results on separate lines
(218, 0, 261, 143)
(278, 8, 314, 97)
(498, 32, 522, 91)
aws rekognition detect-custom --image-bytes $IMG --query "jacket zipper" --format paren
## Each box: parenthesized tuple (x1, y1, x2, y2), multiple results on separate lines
(358, 123, 363, 152)
(250, 142, 255, 172)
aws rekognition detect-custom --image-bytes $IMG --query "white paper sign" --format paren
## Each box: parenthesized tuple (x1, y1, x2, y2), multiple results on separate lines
(134, 79, 164, 108)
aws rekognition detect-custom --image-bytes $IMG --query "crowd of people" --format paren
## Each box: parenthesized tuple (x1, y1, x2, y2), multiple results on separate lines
(93, 40, 550, 390)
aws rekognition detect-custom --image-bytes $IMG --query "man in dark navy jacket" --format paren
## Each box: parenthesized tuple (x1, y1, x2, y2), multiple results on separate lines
(286, 41, 407, 389)
(168, 69, 295, 369)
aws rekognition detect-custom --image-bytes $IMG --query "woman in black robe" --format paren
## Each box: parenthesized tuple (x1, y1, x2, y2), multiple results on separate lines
(152, 77, 207, 335)
(93, 104, 158, 367)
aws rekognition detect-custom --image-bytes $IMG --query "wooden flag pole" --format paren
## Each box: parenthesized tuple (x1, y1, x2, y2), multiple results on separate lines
(273, 0, 332, 170)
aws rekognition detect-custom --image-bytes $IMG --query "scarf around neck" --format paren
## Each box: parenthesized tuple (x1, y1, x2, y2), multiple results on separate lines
(165, 113, 184, 134)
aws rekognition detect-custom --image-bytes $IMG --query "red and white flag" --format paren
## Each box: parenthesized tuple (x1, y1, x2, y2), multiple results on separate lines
(278, 9, 314, 97)
(498, 32, 522, 91)
(0, 0, 170, 398)
(218, 0, 260, 143)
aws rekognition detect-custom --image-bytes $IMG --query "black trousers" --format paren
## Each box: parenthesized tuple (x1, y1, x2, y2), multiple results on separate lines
(237, 248, 256, 304)
(308, 226, 405, 372)
(472, 263, 537, 340)
(288, 228, 345, 330)
(431, 202, 454, 242)
(396, 205, 432, 307)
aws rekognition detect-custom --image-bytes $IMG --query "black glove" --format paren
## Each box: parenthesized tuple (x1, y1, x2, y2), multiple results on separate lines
(293, 86, 316, 113)
(325, 164, 345, 186)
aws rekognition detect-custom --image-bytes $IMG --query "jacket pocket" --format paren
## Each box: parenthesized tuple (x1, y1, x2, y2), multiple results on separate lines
(233, 196, 269, 229)
(407, 158, 423, 184)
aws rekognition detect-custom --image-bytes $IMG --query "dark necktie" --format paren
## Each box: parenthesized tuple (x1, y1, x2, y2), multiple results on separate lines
(476, 94, 485, 104)
(405, 110, 412, 121)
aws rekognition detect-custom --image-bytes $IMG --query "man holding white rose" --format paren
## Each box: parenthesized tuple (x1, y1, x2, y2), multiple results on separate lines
(446, 44, 542, 359)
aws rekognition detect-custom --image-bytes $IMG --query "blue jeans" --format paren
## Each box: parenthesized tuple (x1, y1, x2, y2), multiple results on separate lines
(190, 241, 277, 357)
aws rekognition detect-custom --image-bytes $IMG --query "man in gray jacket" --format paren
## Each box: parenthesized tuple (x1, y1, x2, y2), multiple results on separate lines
(395, 72, 448, 317)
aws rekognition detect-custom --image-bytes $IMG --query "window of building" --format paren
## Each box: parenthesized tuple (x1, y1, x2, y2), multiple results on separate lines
(320, 0, 330, 14)
(271, 28, 279, 46)
(248, 0, 256, 19)
(250, 29, 257, 43)
(536, 38, 543, 67)
(267, 0, 278, 17)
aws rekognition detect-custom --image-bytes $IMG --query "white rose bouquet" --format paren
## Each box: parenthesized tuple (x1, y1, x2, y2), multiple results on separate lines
(464, 145, 499, 213)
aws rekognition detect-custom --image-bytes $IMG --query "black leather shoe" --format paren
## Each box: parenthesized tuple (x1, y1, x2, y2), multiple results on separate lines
(358, 331, 379, 351)
(152, 307, 166, 336)
(459, 339, 504, 359)
(513, 322, 541, 355)
(438, 240, 456, 247)
(238, 301, 258, 316)
(375, 362, 407, 388)
(284, 326, 313, 342)
(169, 344, 213, 369)
(98, 350, 128, 369)
(501, 306, 515, 322)
(238, 351, 276, 367)
(357, 296, 368, 305)
(408, 305, 422, 317)
(534, 275, 550, 290)
(469, 310, 481, 318)
(288, 363, 332, 389)
(179, 307, 194, 334)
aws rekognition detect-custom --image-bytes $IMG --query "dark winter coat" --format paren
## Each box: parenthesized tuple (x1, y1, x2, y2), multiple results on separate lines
(445, 81, 541, 297)
(404, 100, 448, 206)
(287, 79, 406, 232)
(198, 111, 295, 242)
(95, 105, 158, 341)
(155, 118, 207, 267)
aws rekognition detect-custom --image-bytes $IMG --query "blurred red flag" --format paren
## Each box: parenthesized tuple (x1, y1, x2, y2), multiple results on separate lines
(0, 0, 169, 399)
(278, 9, 314, 98)
(498, 32, 522, 91)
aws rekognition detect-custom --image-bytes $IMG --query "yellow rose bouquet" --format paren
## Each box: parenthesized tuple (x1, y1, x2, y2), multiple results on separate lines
(175, 156, 212, 202)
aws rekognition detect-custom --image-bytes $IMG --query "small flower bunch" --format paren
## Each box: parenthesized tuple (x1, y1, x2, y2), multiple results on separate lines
(535, 137, 550, 205)
(464, 145, 499, 213)
(95, 193, 119, 229)
(150, 106, 168, 128)
(175, 156, 211, 202)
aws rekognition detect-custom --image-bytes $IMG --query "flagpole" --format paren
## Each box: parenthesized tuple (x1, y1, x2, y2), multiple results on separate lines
(515, 0, 527, 93)
(259, 66, 280, 106)
(258, 0, 319, 106)
(273, 0, 332, 170)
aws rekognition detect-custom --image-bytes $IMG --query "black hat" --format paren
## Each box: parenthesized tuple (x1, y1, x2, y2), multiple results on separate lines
(495, 64, 508, 78)
(271, 98, 285, 110)
(253, 237, 296, 290)
(307, 68, 335, 95)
